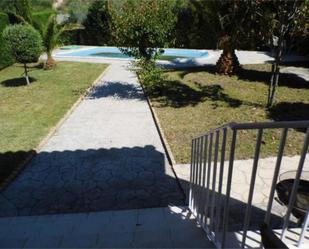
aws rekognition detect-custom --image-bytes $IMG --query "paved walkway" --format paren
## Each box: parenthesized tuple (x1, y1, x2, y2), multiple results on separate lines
(0, 61, 185, 217)
(0, 206, 214, 248)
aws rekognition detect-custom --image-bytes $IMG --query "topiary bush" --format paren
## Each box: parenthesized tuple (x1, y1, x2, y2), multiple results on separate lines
(3, 24, 43, 85)
(0, 12, 14, 70)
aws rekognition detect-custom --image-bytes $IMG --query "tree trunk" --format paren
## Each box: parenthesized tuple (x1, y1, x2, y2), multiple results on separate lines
(216, 47, 240, 75)
(44, 52, 56, 70)
(267, 26, 285, 108)
(24, 63, 30, 86)
(139, 47, 151, 61)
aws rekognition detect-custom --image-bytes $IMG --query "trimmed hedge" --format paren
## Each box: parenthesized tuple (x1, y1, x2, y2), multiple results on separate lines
(0, 12, 14, 70)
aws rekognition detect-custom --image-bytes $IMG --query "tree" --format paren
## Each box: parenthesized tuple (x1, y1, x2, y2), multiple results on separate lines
(111, 0, 176, 61)
(82, 0, 112, 45)
(262, 0, 308, 107)
(36, 13, 82, 70)
(4, 0, 82, 70)
(173, 0, 217, 49)
(3, 24, 43, 85)
(210, 0, 256, 75)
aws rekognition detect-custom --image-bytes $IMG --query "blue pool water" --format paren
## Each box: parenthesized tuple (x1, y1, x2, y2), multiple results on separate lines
(58, 46, 209, 60)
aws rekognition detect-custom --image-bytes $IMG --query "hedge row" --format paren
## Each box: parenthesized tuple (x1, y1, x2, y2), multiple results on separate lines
(0, 12, 14, 70)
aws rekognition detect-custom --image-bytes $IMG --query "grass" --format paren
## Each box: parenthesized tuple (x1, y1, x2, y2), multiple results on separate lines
(146, 64, 309, 163)
(0, 62, 107, 183)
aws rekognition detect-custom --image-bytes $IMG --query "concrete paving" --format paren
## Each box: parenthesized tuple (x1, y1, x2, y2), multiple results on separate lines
(174, 154, 309, 231)
(0, 206, 214, 248)
(0, 61, 185, 217)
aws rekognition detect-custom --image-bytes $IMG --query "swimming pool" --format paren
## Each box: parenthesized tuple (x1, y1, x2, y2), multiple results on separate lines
(57, 46, 209, 61)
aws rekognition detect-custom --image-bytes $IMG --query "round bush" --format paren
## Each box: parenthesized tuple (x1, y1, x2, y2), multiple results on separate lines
(3, 24, 43, 64)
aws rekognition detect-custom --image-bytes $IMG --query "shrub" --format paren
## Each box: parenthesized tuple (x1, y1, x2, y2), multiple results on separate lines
(3, 24, 43, 85)
(0, 12, 14, 70)
(137, 59, 165, 93)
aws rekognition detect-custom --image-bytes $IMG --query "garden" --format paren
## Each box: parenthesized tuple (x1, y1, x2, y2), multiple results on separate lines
(0, 0, 308, 182)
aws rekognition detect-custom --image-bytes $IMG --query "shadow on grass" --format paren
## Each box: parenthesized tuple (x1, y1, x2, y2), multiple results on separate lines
(173, 65, 309, 89)
(1, 77, 37, 87)
(268, 102, 309, 122)
(238, 68, 309, 89)
(0, 150, 36, 184)
(148, 80, 243, 108)
(268, 102, 309, 132)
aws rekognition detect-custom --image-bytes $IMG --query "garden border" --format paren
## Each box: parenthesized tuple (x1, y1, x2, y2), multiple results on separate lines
(0, 63, 111, 192)
(137, 77, 177, 166)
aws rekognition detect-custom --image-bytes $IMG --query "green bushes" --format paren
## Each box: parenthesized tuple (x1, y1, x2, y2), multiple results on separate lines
(3, 24, 43, 84)
(82, 0, 112, 46)
(137, 59, 165, 93)
(0, 12, 14, 70)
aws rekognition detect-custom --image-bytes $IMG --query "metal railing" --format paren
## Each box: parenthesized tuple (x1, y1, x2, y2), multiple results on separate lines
(189, 121, 309, 248)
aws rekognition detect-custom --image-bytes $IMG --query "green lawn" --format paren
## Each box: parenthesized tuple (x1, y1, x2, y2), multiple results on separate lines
(0, 62, 107, 182)
(147, 64, 309, 163)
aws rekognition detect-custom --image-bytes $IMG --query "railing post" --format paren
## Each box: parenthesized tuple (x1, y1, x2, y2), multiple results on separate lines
(215, 128, 227, 244)
(241, 129, 263, 248)
(265, 128, 288, 224)
(210, 130, 220, 231)
(204, 133, 214, 227)
(201, 135, 209, 227)
(197, 136, 205, 223)
(222, 129, 237, 248)
(189, 139, 195, 210)
(281, 128, 309, 239)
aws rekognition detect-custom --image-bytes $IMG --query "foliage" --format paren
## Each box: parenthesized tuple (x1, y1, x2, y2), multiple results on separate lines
(137, 59, 165, 93)
(82, 0, 112, 46)
(173, 0, 218, 49)
(4, 0, 83, 70)
(111, 0, 177, 60)
(3, 24, 42, 84)
(64, 0, 91, 23)
(254, 0, 308, 107)
(0, 12, 14, 70)
(35, 13, 82, 69)
(3, 24, 42, 64)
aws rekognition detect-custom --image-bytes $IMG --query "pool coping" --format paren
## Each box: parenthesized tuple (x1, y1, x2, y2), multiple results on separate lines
(54, 46, 212, 65)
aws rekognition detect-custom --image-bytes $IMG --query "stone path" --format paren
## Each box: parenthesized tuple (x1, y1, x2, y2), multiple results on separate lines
(0, 61, 185, 217)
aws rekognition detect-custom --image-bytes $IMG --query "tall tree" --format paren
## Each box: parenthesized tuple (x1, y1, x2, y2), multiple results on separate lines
(212, 0, 256, 75)
(38, 14, 82, 69)
(111, 0, 176, 61)
(82, 0, 112, 45)
(263, 0, 307, 107)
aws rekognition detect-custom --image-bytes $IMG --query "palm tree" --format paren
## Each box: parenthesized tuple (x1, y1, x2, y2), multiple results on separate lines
(209, 0, 261, 75)
(37, 14, 82, 70)
(5, 0, 82, 70)
(216, 34, 240, 75)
